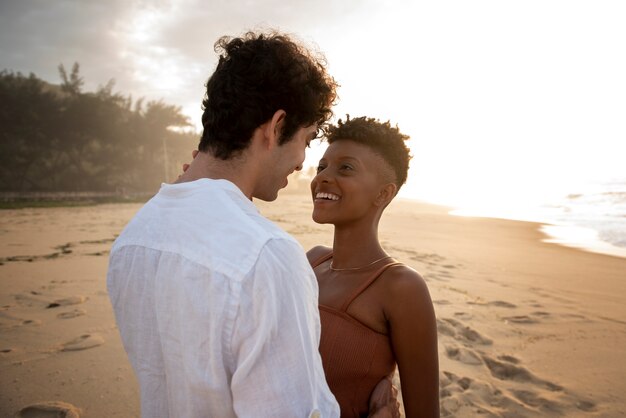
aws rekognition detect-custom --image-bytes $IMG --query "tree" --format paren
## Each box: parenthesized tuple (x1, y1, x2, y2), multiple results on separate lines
(0, 71, 62, 190)
(142, 100, 192, 183)
(0, 66, 198, 193)
(58, 62, 83, 95)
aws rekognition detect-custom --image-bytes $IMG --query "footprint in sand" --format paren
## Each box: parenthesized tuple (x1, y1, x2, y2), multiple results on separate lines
(0, 311, 41, 330)
(530, 288, 576, 305)
(524, 299, 545, 308)
(497, 354, 520, 364)
(393, 247, 447, 267)
(598, 315, 626, 326)
(503, 315, 540, 324)
(453, 311, 472, 320)
(61, 334, 104, 351)
(441, 366, 596, 417)
(14, 293, 50, 308)
(410, 253, 446, 266)
(482, 354, 563, 392)
(79, 238, 116, 245)
(57, 309, 86, 319)
(267, 215, 289, 223)
(427, 273, 450, 282)
(433, 299, 451, 305)
(440, 371, 560, 417)
(504, 310, 555, 324)
(575, 399, 598, 412)
(440, 371, 528, 417)
(466, 299, 517, 308)
(437, 318, 493, 345)
(440, 371, 471, 399)
(444, 344, 483, 365)
(17, 401, 81, 418)
(488, 300, 517, 308)
(561, 313, 589, 321)
(510, 389, 566, 415)
(55, 243, 74, 254)
(46, 296, 88, 309)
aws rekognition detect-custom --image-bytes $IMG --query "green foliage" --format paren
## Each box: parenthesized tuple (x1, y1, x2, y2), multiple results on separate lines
(0, 64, 198, 193)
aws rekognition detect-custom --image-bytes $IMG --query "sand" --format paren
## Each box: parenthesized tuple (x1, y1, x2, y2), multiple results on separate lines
(1, 191, 625, 417)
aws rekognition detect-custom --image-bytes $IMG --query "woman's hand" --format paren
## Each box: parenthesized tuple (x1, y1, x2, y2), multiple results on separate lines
(177, 149, 199, 180)
(182, 149, 199, 173)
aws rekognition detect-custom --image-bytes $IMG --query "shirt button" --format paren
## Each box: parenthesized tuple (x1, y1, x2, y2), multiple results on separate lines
(309, 410, 321, 418)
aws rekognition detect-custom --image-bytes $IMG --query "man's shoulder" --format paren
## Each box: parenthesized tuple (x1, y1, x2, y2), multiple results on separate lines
(112, 180, 297, 277)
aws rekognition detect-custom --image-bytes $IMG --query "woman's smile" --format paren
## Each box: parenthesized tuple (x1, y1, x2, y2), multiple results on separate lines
(314, 192, 341, 202)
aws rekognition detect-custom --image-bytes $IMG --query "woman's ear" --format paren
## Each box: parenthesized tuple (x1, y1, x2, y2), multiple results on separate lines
(374, 183, 398, 207)
(263, 109, 287, 149)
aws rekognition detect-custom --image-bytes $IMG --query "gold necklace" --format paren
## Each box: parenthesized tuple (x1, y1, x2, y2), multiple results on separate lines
(329, 255, 392, 272)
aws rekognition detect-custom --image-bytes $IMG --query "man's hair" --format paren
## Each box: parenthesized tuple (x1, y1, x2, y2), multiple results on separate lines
(327, 116, 412, 190)
(199, 31, 338, 159)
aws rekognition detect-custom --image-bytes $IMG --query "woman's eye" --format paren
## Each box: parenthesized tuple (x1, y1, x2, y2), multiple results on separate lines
(316, 165, 325, 173)
(340, 164, 353, 171)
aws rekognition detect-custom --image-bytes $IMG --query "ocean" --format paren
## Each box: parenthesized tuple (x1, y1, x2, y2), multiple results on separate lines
(537, 178, 626, 258)
(409, 178, 626, 259)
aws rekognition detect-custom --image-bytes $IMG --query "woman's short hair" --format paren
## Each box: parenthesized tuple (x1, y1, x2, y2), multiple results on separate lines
(327, 116, 412, 189)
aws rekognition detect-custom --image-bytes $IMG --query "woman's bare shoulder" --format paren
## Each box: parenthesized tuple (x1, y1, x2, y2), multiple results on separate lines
(306, 245, 332, 265)
(382, 263, 432, 304)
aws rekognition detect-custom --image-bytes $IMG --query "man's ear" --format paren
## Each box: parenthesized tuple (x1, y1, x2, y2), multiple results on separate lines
(374, 183, 398, 208)
(263, 109, 287, 149)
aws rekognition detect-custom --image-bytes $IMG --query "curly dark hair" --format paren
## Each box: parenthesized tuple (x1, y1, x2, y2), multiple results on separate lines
(327, 116, 412, 189)
(198, 31, 338, 159)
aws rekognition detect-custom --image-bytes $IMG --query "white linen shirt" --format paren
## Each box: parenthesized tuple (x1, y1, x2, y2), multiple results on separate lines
(107, 179, 339, 418)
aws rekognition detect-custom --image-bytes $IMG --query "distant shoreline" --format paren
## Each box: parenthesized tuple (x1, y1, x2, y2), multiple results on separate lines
(6, 188, 625, 261)
(0, 191, 154, 209)
(443, 204, 626, 260)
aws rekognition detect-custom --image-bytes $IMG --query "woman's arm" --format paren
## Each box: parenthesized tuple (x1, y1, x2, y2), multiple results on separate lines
(385, 266, 439, 417)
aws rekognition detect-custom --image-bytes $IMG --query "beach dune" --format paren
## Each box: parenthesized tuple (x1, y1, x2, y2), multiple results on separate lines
(1, 193, 625, 417)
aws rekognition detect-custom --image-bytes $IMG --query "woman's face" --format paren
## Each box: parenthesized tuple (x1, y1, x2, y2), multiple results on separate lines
(310, 140, 390, 225)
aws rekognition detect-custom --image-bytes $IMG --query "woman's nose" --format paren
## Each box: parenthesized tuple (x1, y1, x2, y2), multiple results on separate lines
(313, 170, 329, 184)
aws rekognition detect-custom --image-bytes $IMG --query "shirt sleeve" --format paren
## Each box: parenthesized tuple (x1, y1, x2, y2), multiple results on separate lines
(229, 238, 339, 418)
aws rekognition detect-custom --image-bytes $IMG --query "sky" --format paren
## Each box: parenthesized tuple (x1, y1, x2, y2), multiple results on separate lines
(1, 0, 625, 211)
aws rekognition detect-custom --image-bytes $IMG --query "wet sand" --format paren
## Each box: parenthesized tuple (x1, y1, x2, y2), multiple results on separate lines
(1, 192, 625, 417)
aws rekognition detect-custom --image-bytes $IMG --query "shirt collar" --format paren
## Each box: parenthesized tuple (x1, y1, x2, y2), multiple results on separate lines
(159, 178, 259, 213)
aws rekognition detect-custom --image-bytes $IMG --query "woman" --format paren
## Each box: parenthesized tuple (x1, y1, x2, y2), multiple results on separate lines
(307, 116, 439, 417)
(180, 116, 438, 416)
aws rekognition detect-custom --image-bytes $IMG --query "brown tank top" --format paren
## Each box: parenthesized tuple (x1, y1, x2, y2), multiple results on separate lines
(312, 252, 398, 418)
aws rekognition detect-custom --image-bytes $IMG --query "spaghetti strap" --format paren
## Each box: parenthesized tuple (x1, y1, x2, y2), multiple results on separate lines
(311, 250, 334, 268)
(339, 262, 403, 312)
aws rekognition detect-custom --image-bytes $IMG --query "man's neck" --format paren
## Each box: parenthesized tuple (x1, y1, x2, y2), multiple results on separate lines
(175, 151, 257, 200)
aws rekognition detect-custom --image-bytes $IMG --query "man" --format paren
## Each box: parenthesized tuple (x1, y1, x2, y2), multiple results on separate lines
(107, 31, 339, 417)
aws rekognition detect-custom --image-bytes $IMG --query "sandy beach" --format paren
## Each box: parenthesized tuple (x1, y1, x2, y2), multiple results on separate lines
(1, 190, 625, 417)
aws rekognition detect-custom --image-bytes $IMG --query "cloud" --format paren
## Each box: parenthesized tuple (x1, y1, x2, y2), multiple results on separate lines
(0, 0, 378, 128)
(0, 0, 131, 86)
